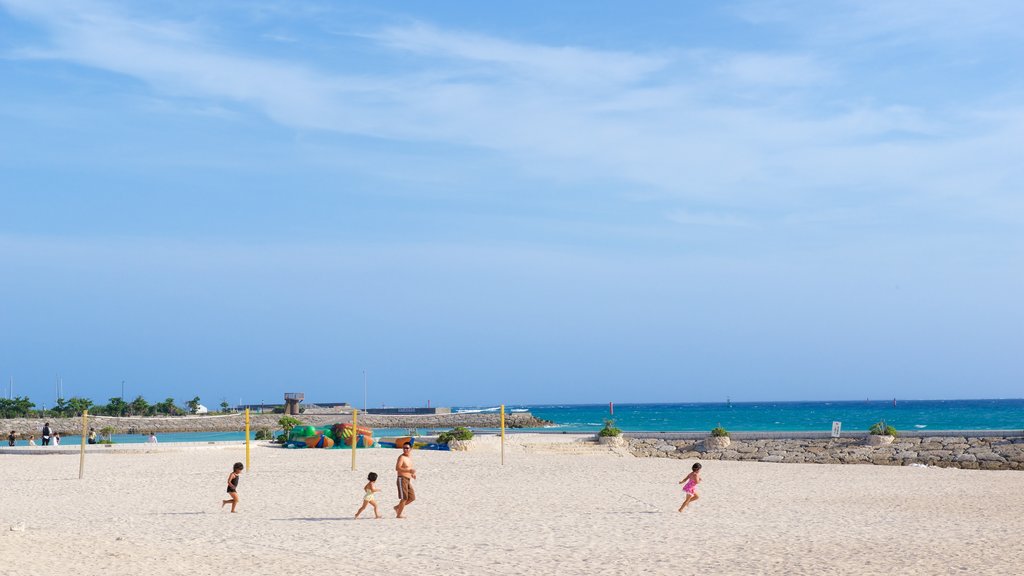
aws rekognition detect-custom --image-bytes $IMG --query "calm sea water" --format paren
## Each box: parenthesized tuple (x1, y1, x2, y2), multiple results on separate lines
(461, 399, 1024, 433)
(15, 400, 1020, 445)
(19, 428, 434, 446)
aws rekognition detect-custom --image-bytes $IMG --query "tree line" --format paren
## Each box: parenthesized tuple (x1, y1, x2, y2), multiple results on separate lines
(0, 395, 233, 418)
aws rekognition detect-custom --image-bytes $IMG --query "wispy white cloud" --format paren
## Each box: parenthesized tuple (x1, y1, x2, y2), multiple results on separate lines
(713, 53, 829, 86)
(667, 210, 753, 228)
(367, 23, 669, 86)
(736, 0, 1024, 47)
(2, 0, 1022, 228)
(262, 33, 299, 44)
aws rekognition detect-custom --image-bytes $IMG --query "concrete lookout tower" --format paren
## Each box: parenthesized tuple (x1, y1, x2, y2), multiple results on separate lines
(284, 392, 304, 415)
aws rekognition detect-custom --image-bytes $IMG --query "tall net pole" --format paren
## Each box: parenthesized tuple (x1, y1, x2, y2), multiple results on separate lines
(78, 410, 88, 479)
(245, 408, 251, 471)
(351, 409, 358, 471)
(500, 404, 505, 466)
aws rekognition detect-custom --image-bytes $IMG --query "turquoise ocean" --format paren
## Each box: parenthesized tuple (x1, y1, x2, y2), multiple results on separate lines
(469, 399, 1024, 433)
(24, 399, 1022, 445)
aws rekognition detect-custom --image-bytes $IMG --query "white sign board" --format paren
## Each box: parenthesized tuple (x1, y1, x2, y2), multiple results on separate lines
(831, 421, 842, 438)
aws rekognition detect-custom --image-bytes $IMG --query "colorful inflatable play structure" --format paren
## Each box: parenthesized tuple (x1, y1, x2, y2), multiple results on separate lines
(333, 423, 374, 447)
(376, 436, 450, 451)
(284, 423, 375, 449)
(282, 424, 451, 451)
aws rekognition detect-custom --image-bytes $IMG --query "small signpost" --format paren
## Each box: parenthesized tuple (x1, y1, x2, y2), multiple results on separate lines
(831, 421, 842, 438)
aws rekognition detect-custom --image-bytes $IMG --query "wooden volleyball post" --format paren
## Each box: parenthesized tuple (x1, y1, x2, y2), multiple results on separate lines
(500, 404, 505, 466)
(351, 409, 358, 471)
(245, 408, 251, 471)
(79, 409, 88, 479)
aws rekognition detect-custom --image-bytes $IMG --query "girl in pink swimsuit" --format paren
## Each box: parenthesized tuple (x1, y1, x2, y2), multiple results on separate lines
(678, 462, 702, 512)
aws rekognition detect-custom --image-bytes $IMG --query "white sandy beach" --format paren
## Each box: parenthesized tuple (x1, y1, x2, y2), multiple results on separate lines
(1, 434, 1021, 576)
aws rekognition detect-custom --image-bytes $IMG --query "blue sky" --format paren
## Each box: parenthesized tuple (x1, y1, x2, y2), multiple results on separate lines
(1, 0, 1021, 407)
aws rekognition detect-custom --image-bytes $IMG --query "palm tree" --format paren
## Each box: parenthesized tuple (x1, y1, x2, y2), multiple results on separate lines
(130, 395, 150, 416)
(105, 397, 129, 417)
(156, 398, 180, 415)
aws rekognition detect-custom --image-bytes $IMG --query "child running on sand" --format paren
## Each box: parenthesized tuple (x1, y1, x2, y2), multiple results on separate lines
(221, 462, 244, 513)
(355, 472, 382, 519)
(678, 462, 702, 512)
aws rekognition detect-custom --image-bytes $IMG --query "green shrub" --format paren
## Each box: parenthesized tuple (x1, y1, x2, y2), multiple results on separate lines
(598, 419, 622, 437)
(99, 426, 116, 442)
(254, 428, 273, 440)
(275, 433, 287, 443)
(278, 416, 302, 436)
(437, 426, 474, 445)
(710, 426, 730, 438)
(868, 421, 898, 437)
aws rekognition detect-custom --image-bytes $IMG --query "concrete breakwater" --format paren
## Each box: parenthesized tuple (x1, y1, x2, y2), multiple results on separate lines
(626, 433, 1024, 470)
(0, 412, 549, 436)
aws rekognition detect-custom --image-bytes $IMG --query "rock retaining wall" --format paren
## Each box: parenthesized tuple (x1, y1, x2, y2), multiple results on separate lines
(0, 412, 549, 436)
(627, 435, 1024, 470)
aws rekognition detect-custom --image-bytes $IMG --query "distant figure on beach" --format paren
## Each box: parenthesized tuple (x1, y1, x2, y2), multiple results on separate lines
(28, 435, 36, 446)
(53, 432, 61, 446)
(7, 430, 15, 447)
(678, 463, 702, 512)
(147, 432, 158, 444)
(88, 428, 97, 444)
(41, 423, 52, 446)
(221, 462, 244, 513)
(355, 472, 382, 519)
(394, 444, 417, 518)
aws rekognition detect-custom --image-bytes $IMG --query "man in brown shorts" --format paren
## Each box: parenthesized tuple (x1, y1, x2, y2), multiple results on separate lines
(394, 443, 417, 518)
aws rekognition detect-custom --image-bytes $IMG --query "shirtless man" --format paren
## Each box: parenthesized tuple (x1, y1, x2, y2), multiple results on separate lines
(394, 443, 417, 518)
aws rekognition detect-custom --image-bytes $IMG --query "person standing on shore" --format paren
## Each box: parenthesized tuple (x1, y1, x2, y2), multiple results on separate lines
(7, 430, 15, 447)
(221, 462, 244, 513)
(41, 422, 52, 446)
(678, 463, 702, 512)
(53, 432, 61, 446)
(88, 428, 97, 444)
(394, 444, 417, 518)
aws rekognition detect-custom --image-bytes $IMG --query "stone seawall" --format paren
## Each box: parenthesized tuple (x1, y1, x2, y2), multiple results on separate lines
(0, 412, 549, 436)
(627, 434, 1024, 470)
